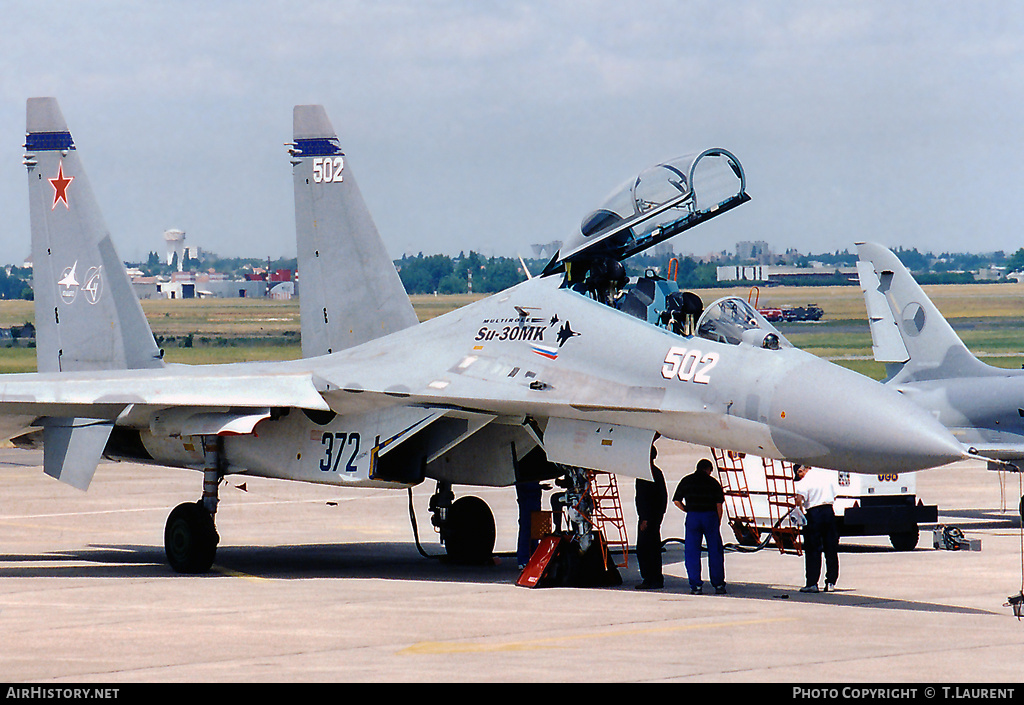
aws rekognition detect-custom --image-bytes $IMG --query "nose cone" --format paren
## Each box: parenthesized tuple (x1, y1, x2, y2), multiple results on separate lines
(769, 360, 967, 473)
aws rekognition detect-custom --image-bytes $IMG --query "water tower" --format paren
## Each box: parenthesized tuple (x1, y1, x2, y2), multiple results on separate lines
(164, 229, 186, 271)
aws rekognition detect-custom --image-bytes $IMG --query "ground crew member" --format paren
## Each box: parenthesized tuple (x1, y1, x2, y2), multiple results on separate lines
(793, 464, 840, 593)
(673, 458, 726, 594)
(516, 481, 542, 569)
(635, 445, 668, 590)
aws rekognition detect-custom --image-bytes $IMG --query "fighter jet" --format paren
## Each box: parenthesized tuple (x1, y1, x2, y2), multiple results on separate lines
(856, 241, 1024, 514)
(7, 98, 967, 574)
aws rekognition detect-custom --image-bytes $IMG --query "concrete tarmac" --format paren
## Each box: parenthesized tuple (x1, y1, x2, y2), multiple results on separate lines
(1, 440, 1023, 683)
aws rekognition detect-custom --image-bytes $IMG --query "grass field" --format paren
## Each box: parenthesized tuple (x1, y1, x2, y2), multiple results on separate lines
(0, 282, 1021, 377)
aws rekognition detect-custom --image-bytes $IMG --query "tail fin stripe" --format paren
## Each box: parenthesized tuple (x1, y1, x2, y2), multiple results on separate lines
(25, 131, 75, 151)
(293, 137, 342, 157)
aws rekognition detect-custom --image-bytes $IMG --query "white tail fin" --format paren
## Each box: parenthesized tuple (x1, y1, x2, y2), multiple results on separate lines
(24, 97, 163, 489)
(26, 97, 163, 374)
(290, 105, 418, 358)
(855, 242, 993, 383)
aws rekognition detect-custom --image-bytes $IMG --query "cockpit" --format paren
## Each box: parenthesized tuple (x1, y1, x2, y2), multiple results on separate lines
(546, 147, 787, 349)
(545, 149, 748, 276)
(569, 263, 791, 349)
(696, 296, 792, 350)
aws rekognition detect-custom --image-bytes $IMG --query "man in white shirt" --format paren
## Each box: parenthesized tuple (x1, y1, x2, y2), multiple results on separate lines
(793, 464, 839, 594)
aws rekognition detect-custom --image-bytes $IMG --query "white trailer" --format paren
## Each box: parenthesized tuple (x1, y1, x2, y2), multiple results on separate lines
(832, 470, 936, 551)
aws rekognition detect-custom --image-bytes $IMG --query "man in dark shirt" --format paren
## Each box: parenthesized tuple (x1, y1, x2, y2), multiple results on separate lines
(673, 458, 726, 594)
(635, 445, 668, 590)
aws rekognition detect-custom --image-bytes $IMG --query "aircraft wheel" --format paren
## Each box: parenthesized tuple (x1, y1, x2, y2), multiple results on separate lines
(165, 501, 219, 574)
(442, 495, 495, 564)
(889, 530, 919, 552)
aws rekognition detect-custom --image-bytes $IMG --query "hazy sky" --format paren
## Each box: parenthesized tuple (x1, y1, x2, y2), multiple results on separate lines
(2, 1, 1023, 264)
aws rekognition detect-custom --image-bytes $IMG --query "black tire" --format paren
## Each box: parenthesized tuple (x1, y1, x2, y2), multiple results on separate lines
(165, 501, 219, 574)
(889, 530, 919, 552)
(442, 495, 495, 564)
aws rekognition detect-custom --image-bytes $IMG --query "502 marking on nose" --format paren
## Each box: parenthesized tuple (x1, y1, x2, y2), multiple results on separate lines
(661, 346, 719, 384)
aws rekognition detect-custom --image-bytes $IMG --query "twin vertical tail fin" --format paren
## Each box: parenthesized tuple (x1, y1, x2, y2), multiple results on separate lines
(24, 97, 164, 489)
(855, 241, 992, 383)
(290, 105, 418, 358)
(26, 97, 163, 374)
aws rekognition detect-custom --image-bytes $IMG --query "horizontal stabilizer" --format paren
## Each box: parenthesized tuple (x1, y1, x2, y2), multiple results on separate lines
(42, 417, 114, 491)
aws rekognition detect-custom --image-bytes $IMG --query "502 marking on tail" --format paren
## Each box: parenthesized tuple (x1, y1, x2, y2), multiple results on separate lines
(312, 156, 344, 183)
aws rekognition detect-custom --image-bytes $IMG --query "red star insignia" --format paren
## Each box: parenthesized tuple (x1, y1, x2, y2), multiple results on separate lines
(49, 160, 74, 210)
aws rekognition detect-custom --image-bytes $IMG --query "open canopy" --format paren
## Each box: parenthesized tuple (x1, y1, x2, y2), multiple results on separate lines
(545, 149, 748, 275)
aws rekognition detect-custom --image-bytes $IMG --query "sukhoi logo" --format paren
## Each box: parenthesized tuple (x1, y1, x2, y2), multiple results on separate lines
(57, 261, 102, 305)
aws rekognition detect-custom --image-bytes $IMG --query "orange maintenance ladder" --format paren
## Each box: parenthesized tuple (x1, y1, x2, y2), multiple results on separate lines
(761, 456, 802, 555)
(711, 448, 762, 547)
(711, 448, 803, 555)
(585, 470, 629, 569)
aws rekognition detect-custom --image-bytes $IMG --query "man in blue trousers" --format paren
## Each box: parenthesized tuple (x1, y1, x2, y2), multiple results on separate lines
(673, 458, 726, 595)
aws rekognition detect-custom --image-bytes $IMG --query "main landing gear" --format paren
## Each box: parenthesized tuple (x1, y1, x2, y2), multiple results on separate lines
(429, 481, 496, 564)
(165, 441, 222, 574)
(165, 500, 218, 573)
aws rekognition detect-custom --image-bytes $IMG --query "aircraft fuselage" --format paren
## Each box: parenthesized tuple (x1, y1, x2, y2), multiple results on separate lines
(108, 276, 967, 483)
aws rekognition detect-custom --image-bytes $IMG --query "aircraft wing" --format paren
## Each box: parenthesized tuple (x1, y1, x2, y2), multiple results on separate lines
(0, 362, 329, 490)
(0, 363, 331, 420)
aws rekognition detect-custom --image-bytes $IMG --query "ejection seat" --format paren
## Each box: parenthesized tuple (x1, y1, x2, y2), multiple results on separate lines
(696, 296, 790, 350)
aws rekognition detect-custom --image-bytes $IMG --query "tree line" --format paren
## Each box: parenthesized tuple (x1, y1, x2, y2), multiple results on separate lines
(393, 251, 723, 294)
(5, 243, 1023, 304)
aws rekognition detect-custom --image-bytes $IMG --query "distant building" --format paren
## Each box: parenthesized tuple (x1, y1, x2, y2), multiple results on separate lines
(196, 280, 268, 298)
(974, 266, 1006, 281)
(530, 241, 562, 259)
(653, 241, 675, 260)
(717, 264, 858, 284)
(131, 270, 271, 300)
(736, 240, 774, 263)
(269, 281, 295, 300)
(131, 276, 162, 300)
